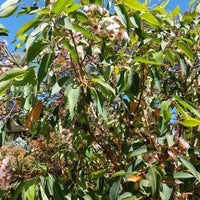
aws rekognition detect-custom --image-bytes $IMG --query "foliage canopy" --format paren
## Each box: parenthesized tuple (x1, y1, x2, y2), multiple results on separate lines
(0, 0, 200, 199)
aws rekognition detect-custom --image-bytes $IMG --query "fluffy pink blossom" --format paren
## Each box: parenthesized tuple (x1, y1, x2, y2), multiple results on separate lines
(0, 157, 12, 190)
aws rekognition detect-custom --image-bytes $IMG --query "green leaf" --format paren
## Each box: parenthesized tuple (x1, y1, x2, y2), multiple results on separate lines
(153, 51, 163, 64)
(164, 51, 175, 66)
(16, 19, 41, 37)
(64, 3, 82, 13)
(124, 0, 148, 12)
(109, 178, 121, 200)
(63, 41, 78, 63)
(134, 57, 161, 65)
(173, 172, 194, 179)
(104, 65, 114, 82)
(57, 16, 74, 30)
(0, 5, 17, 18)
(0, 23, 9, 35)
(38, 52, 54, 84)
(40, 185, 49, 200)
(111, 171, 128, 178)
(0, 121, 6, 147)
(1, 0, 19, 9)
(179, 55, 188, 76)
(90, 88, 107, 118)
(27, 41, 47, 62)
(92, 77, 115, 95)
(160, 100, 172, 122)
(178, 156, 200, 182)
(0, 80, 12, 97)
(130, 13, 142, 29)
(0, 68, 26, 82)
(177, 42, 194, 61)
(171, 5, 180, 17)
(174, 95, 200, 118)
(92, 169, 107, 178)
(47, 174, 65, 200)
(128, 146, 147, 158)
(141, 13, 160, 27)
(123, 69, 140, 96)
(24, 179, 37, 200)
(180, 116, 200, 127)
(148, 166, 161, 199)
(161, 184, 173, 200)
(73, 24, 93, 38)
(65, 84, 80, 119)
(53, 0, 70, 16)
(114, 4, 129, 31)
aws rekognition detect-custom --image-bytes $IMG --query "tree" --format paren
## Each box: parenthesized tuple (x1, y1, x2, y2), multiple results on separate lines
(0, 0, 200, 199)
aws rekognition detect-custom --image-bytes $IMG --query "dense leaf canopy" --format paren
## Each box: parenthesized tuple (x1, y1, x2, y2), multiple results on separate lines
(0, 0, 200, 199)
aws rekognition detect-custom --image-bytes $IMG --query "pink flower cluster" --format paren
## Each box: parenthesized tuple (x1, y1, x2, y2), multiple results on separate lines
(0, 157, 12, 190)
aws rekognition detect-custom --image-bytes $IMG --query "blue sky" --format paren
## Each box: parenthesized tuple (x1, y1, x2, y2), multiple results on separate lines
(0, 0, 194, 51)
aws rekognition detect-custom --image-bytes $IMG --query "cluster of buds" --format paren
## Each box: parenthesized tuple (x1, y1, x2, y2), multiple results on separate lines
(0, 157, 12, 190)
(84, 5, 129, 42)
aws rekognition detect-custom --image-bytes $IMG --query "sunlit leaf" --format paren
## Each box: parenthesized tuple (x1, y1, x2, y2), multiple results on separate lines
(124, 0, 148, 12)
(174, 95, 200, 118)
(179, 116, 200, 127)
(0, 80, 12, 97)
(141, 12, 160, 27)
(114, 4, 129, 32)
(63, 41, 78, 63)
(177, 42, 194, 61)
(0, 5, 17, 18)
(0, 67, 26, 82)
(53, 0, 70, 16)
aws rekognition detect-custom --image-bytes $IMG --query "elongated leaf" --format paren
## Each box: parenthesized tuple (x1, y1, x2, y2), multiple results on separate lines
(47, 174, 65, 200)
(0, 121, 6, 146)
(123, 70, 140, 96)
(27, 41, 47, 61)
(53, 0, 70, 16)
(73, 24, 93, 38)
(0, 0, 19, 9)
(124, 0, 148, 11)
(174, 95, 200, 118)
(92, 169, 107, 178)
(173, 172, 194, 179)
(161, 184, 173, 200)
(129, 146, 147, 158)
(0, 80, 12, 97)
(111, 171, 128, 178)
(38, 52, 54, 84)
(134, 57, 161, 65)
(92, 78, 115, 95)
(16, 19, 40, 37)
(109, 178, 121, 200)
(90, 87, 107, 118)
(63, 41, 78, 63)
(0, 23, 9, 35)
(148, 166, 161, 199)
(171, 6, 180, 17)
(177, 42, 194, 61)
(180, 116, 200, 127)
(141, 12, 160, 27)
(0, 68, 25, 82)
(0, 5, 17, 18)
(65, 85, 80, 119)
(178, 156, 200, 182)
(40, 185, 48, 200)
(114, 4, 129, 31)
